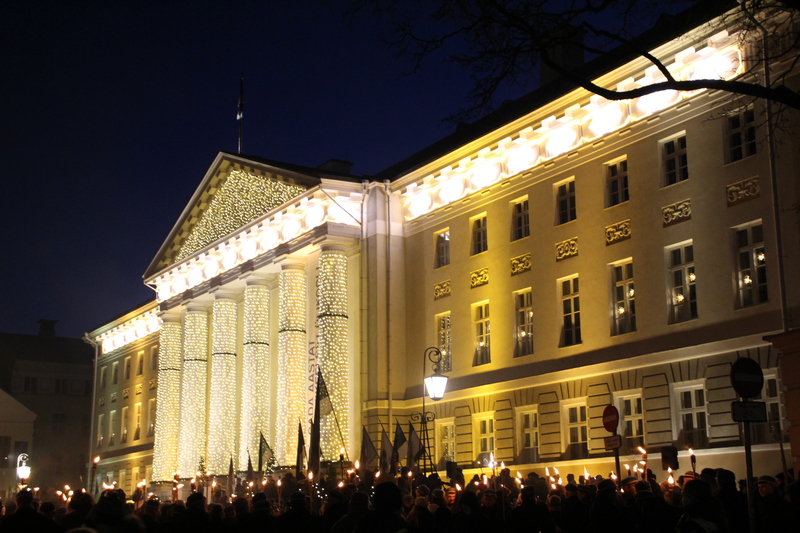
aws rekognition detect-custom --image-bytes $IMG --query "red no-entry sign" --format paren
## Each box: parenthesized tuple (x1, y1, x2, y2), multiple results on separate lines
(603, 404, 619, 433)
(730, 358, 764, 399)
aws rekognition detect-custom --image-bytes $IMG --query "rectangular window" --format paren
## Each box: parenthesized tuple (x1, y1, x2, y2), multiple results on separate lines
(619, 395, 645, 452)
(97, 414, 105, 447)
(438, 419, 456, 465)
(23, 376, 38, 393)
(52, 413, 66, 434)
(121, 406, 129, 444)
(519, 409, 539, 463)
(564, 402, 588, 459)
(471, 215, 488, 255)
(735, 222, 768, 307)
(472, 302, 491, 366)
(560, 276, 581, 346)
(100, 367, 107, 389)
(54, 378, 69, 394)
(511, 198, 530, 240)
(556, 179, 577, 224)
(150, 346, 159, 372)
(147, 398, 156, 438)
(137, 352, 144, 376)
(124, 357, 132, 381)
(0, 437, 10, 468)
(606, 159, 629, 207)
(668, 242, 697, 323)
(752, 374, 783, 445)
(662, 134, 688, 186)
(475, 414, 495, 464)
(728, 108, 756, 162)
(435, 229, 451, 268)
(612, 260, 636, 335)
(109, 410, 117, 446)
(134, 403, 142, 441)
(436, 312, 453, 372)
(676, 385, 707, 448)
(514, 289, 534, 357)
(112, 362, 119, 385)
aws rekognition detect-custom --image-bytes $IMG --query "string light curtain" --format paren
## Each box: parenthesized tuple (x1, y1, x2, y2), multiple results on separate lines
(317, 247, 350, 458)
(239, 282, 270, 470)
(152, 319, 182, 481)
(276, 264, 308, 465)
(178, 307, 209, 476)
(208, 296, 238, 474)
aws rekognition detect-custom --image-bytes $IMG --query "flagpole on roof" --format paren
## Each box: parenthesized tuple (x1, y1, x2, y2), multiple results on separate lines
(237, 74, 244, 154)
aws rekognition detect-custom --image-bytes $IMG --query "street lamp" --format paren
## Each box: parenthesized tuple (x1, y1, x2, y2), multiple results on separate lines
(412, 347, 449, 475)
(16, 453, 31, 488)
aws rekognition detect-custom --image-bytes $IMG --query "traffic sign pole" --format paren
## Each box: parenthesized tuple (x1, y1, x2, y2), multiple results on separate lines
(603, 405, 621, 487)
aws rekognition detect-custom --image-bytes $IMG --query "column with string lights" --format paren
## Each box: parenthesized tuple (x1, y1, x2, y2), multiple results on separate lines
(152, 317, 183, 481)
(178, 305, 210, 475)
(208, 294, 239, 474)
(276, 263, 308, 465)
(239, 281, 271, 470)
(317, 245, 350, 459)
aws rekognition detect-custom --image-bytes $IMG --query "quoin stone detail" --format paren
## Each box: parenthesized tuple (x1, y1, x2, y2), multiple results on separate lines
(606, 220, 632, 245)
(727, 177, 760, 207)
(662, 199, 691, 227)
(556, 238, 579, 261)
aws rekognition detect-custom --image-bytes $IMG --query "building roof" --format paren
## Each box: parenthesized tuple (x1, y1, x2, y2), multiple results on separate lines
(0, 330, 93, 391)
(373, 0, 737, 181)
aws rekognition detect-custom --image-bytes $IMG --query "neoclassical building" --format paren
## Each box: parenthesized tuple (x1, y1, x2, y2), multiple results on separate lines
(88, 1, 800, 494)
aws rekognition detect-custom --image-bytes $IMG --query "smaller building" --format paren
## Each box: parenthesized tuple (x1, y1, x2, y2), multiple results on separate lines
(0, 388, 35, 501)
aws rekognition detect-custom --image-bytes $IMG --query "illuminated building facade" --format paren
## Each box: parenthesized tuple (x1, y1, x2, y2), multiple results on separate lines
(89, 1, 800, 490)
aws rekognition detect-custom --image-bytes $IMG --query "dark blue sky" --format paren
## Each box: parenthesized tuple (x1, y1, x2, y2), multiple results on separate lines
(0, 1, 488, 337)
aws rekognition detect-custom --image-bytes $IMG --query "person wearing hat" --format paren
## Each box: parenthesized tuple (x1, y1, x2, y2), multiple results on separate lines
(620, 476, 638, 495)
(508, 486, 556, 533)
(755, 475, 795, 533)
(561, 483, 590, 533)
(716, 469, 747, 533)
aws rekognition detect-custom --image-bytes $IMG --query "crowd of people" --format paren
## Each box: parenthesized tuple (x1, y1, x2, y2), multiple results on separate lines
(0, 466, 798, 533)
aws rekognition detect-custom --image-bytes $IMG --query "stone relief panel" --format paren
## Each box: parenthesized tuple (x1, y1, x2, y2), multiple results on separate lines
(511, 253, 532, 276)
(471, 268, 489, 288)
(434, 280, 451, 300)
(662, 199, 691, 227)
(727, 177, 760, 207)
(556, 238, 578, 261)
(606, 220, 631, 245)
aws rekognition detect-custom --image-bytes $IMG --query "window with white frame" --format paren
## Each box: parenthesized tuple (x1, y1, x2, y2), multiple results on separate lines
(727, 108, 756, 162)
(471, 215, 488, 255)
(752, 373, 783, 445)
(134, 402, 142, 441)
(112, 362, 119, 385)
(147, 398, 156, 437)
(121, 406, 129, 444)
(735, 222, 768, 307)
(109, 410, 117, 446)
(474, 413, 495, 464)
(472, 302, 491, 366)
(97, 414, 105, 447)
(518, 409, 539, 463)
(563, 401, 588, 459)
(617, 394, 644, 451)
(437, 418, 456, 465)
(124, 356, 132, 381)
(514, 289, 534, 357)
(436, 312, 453, 372)
(556, 179, 577, 224)
(674, 383, 707, 448)
(611, 260, 636, 335)
(435, 229, 451, 268)
(150, 346, 159, 372)
(100, 367, 107, 389)
(511, 198, 530, 241)
(668, 242, 697, 323)
(136, 351, 144, 376)
(662, 134, 688, 186)
(606, 158, 629, 207)
(560, 276, 581, 346)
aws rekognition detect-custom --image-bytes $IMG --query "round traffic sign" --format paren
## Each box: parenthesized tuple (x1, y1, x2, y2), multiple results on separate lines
(730, 357, 764, 399)
(602, 404, 619, 433)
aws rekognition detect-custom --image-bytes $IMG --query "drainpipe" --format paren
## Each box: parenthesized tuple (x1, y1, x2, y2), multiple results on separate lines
(82, 333, 101, 495)
(384, 180, 393, 431)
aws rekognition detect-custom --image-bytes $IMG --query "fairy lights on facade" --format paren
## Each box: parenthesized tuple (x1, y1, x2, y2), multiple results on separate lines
(175, 169, 306, 263)
(151, 188, 362, 303)
(207, 297, 238, 474)
(151, 319, 182, 482)
(276, 265, 308, 466)
(317, 248, 350, 458)
(98, 311, 161, 354)
(239, 283, 271, 470)
(178, 308, 209, 475)
(401, 41, 743, 220)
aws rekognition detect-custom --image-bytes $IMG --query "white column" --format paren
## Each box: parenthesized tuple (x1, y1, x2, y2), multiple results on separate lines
(276, 263, 307, 466)
(207, 294, 239, 474)
(239, 281, 271, 471)
(317, 245, 350, 458)
(178, 305, 209, 476)
(151, 317, 182, 482)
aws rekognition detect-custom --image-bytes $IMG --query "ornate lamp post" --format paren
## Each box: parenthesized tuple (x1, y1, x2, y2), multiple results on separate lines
(411, 347, 449, 475)
(16, 453, 31, 489)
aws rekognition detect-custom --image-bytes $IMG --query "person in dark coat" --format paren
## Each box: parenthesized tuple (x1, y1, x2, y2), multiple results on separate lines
(273, 491, 319, 533)
(755, 475, 796, 533)
(330, 491, 370, 533)
(355, 482, 408, 533)
(507, 485, 556, 533)
(0, 489, 61, 533)
(675, 479, 728, 533)
(590, 479, 633, 533)
(561, 483, 590, 533)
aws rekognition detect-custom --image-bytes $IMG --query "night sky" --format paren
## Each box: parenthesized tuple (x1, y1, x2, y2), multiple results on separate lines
(1, 1, 491, 338)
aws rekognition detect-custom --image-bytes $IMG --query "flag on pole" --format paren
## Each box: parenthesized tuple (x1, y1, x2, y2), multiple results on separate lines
(259, 432, 274, 472)
(393, 421, 408, 469)
(237, 75, 244, 120)
(308, 368, 326, 479)
(407, 423, 423, 470)
(295, 422, 306, 479)
(246, 450, 255, 482)
(359, 425, 377, 479)
(380, 427, 393, 474)
(227, 455, 234, 498)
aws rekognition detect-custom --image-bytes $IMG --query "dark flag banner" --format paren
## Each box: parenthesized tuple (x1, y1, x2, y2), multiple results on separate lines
(359, 425, 377, 479)
(308, 368, 327, 478)
(407, 423, 423, 470)
(393, 420, 408, 469)
(295, 422, 306, 479)
(246, 450, 255, 482)
(227, 456, 234, 498)
(237, 75, 244, 120)
(259, 432, 274, 473)
(380, 427, 392, 474)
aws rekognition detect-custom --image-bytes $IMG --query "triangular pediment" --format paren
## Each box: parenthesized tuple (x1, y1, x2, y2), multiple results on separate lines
(145, 152, 324, 278)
